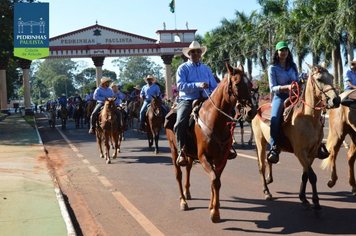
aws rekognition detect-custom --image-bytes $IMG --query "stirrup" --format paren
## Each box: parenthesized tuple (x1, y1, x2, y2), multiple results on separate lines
(267, 149, 279, 164)
(317, 143, 329, 159)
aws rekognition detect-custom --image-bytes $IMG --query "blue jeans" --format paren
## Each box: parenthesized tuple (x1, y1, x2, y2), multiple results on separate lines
(139, 100, 150, 123)
(174, 99, 193, 153)
(90, 103, 103, 129)
(270, 94, 288, 149)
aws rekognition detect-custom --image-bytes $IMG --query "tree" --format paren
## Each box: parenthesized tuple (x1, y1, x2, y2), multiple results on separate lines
(112, 56, 163, 86)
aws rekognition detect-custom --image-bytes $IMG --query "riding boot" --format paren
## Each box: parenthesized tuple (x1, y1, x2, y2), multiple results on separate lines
(317, 143, 329, 159)
(88, 116, 96, 134)
(267, 146, 280, 164)
(228, 147, 237, 160)
(176, 149, 188, 166)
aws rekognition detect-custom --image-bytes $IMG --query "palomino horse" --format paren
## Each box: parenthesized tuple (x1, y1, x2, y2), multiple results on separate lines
(321, 90, 356, 195)
(145, 95, 164, 154)
(251, 64, 340, 209)
(165, 63, 257, 222)
(95, 98, 120, 164)
(127, 99, 142, 129)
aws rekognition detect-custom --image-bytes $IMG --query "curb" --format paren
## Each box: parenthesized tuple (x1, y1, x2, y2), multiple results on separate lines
(33, 114, 76, 236)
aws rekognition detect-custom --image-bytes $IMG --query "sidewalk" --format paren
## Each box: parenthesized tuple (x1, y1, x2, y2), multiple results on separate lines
(0, 113, 73, 236)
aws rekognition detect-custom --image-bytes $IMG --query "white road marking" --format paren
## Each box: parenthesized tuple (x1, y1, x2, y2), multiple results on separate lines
(88, 165, 99, 173)
(112, 191, 164, 236)
(97, 175, 113, 188)
(238, 152, 257, 160)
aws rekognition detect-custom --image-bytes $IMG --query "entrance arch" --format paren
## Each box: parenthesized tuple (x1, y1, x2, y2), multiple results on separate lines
(49, 23, 197, 99)
(1, 23, 197, 114)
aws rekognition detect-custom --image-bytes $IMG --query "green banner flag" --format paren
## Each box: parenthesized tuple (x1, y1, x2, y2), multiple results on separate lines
(169, 0, 175, 13)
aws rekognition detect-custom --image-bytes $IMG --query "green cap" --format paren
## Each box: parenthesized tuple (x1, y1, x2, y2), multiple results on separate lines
(275, 41, 288, 50)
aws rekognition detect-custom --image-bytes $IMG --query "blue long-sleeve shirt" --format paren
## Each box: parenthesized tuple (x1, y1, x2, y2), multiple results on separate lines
(93, 86, 114, 104)
(113, 91, 126, 106)
(176, 60, 217, 100)
(140, 83, 161, 102)
(344, 69, 356, 90)
(268, 63, 298, 95)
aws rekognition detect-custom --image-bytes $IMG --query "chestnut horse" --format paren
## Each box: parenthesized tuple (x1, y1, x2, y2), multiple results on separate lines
(145, 95, 164, 154)
(321, 90, 356, 195)
(85, 100, 96, 128)
(165, 63, 257, 222)
(251, 64, 340, 209)
(95, 98, 120, 164)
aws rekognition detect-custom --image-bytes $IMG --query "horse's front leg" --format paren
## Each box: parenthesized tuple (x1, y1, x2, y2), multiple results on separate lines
(308, 167, 321, 210)
(154, 132, 159, 154)
(210, 170, 224, 223)
(347, 141, 356, 195)
(97, 134, 105, 159)
(111, 135, 118, 159)
(105, 134, 111, 164)
(299, 170, 310, 208)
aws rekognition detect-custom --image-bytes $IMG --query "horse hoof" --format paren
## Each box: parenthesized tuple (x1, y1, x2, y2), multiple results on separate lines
(265, 193, 273, 200)
(106, 159, 111, 164)
(327, 180, 336, 188)
(100, 155, 104, 159)
(312, 204, 321, 210)
(210, 211, 221, 223)
(301, 200, 311, 210)
(180, 201, 188, 211)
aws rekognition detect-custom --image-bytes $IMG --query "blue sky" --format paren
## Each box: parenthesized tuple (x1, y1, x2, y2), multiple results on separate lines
(45, 0, 261, 74)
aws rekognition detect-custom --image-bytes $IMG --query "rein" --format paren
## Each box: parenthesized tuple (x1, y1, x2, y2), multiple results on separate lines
(203, 88, 242, 123)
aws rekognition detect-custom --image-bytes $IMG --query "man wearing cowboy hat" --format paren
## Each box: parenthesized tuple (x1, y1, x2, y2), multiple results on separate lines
(139, 75, 161, 130)
(174, 40, 218, 166)
(344, 58, 356, 90)
(88, 77, 114, 134)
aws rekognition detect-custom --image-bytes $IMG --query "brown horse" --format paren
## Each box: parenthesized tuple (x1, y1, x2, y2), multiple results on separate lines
(85, 100, 96, 128)
(321, 90, 356, 195)
(145, 95, 164, 154)
(127, 99, 142, 129)
(165, 63, 257, 223)
(95, 98, 120, 164)
(251, 64, 341, 209)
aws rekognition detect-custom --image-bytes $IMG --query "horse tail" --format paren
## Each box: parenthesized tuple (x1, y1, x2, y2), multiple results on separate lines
(320, 139, 334, 171)
(320, 156, 333, 171)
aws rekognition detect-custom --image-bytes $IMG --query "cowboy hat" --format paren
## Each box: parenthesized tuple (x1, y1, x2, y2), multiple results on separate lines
(133, 85, 141, 90)
(100, 77, 112, 85)
(182, 41, 207, 58)
(144, 75, 156, 83)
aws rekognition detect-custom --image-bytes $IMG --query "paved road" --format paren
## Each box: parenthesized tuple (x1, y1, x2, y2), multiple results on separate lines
(35, 113, 356, 236)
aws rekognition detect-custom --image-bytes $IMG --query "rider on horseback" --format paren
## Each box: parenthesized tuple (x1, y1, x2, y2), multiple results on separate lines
(88, 77, 114, 134)
(174, 41, 232, 166)
(139, 75, 162, 131)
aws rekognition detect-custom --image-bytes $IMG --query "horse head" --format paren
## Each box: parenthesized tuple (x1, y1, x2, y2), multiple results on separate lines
(306, 63, 341, 109)
(150, 95, 163, 116)
(225, 62, 257, 122)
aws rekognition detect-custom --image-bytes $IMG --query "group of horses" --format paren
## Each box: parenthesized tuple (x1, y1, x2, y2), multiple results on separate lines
(164, 62, 354, 223)
(48, 62, 354, 223)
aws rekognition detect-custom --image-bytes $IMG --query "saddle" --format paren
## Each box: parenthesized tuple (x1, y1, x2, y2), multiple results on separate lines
(164, 98, 205, 159)
(340, 90, 356, 108)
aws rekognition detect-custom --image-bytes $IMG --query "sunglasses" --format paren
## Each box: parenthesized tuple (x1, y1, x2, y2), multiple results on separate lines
(190, 49, 202, 54)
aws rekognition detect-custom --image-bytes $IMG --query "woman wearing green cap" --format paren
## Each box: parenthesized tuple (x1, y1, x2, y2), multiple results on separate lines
(267, 41, 298, 164)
